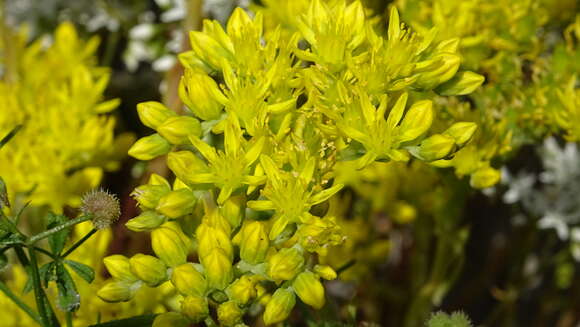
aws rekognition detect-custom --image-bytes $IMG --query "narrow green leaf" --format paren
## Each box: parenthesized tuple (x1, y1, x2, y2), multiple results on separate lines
(55, 263, 80, 312)
(64, 260, 95, 283)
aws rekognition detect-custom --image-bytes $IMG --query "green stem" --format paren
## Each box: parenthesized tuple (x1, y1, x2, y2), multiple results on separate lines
(0, 280, 43, 325)
(66, 312, 72, 327)
(33, 246, 58, 260)
(62, 228, 97, 258)
(28, 216, 91, 245)
(28, 247, 51, 327)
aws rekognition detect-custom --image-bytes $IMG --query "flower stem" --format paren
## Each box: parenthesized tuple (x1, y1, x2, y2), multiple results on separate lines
(62, 228, 98, 258)
(28, 215, 91, 245)
(28, 246, 51, 327)
(0, 279, 43, 325)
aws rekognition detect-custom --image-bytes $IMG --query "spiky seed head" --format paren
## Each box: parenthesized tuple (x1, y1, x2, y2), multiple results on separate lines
(81, 189, 121, 229)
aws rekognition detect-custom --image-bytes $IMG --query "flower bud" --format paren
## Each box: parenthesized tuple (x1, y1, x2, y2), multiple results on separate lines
(97, 280, 137, 302)
(137, 101, 176, 130)
(129, 254, 168, 287)
(152, 312, 190, 327)
(103, 255, 137, 282)
(181, 296, 209, 323)
(266, 248, 304, 282)
(156, 188, 197, 218)
(128, 133, 172, 161)
(217, 301, 243, 326)
(239, 221, 269, 264)
(414, 53, 461, 90)
(263, 288, 296, 325)
(81, 189, 121, 230)
(313, 265, 337, 280)
(171, 263, 208, 297)
(470, 166, 501, 189)
(416, 134, 455, 161)
(226, 275, 257, 305)
(443, 122, 478, 147)
(397, 100, 434, 143)
(435, 71, 485, 96)
(201, 248, 233, 290)
(132, 184, 171, 209)
(126, 211, 166, 232)
(151, 222, 189, 267)
(197, 224, 234, 261)
(220, 195, 245, 229)
(157, 116, 201, 145)
(179, 69, 227, 121)
(293, 271, 325, 309)
(167, 151, 208, 184)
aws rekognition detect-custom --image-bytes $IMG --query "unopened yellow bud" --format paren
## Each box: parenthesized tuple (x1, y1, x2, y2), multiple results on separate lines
(179, 69, 227, 121)
(152, 312, 190, 327)
(181, 296, 209, 322)
(97, 280, 136, 302)
(126, 211, 166, 232)
(197, 224, 234, 261)
(256, 284, 271, 306)
(171, 263, 208, 297)
(414, 53, 461, 90)
(239, 221, 269, 264)
(266, 248, 304, 282)
(435, 71, 485, 96)
(226, 275, 257, 305)
(201, 248, 233, 290)
(443, 122, 478, 146)
(156, 188, 197, 218)
(397, 100, 434, 143)
(417, 134, 456, 161)
(151, 222, 190, 267)
(470, 167, 501, 189)
(157, 116, 201, 145)
(137, 101, 177, 130)
(263, 288, 296, 325)
(217, 301, 243, 326)
(293, 271, 325, 309)
(391, 201, 417, 224)
(128, 133, 172, 161)
(132, 184, 171, 209)
(103, 255, 137, 282)
(313, 265, 337, 280)
(167, 151, 208, 183)
(220, 195, 245, 229)
(129, 254, 168, 287)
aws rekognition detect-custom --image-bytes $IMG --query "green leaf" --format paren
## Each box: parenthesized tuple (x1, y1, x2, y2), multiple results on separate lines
(23, 262, 57, 293)
(87, 314, 158, 327)
(55, 263, 80, 312)
(46, 213, 71, 255)
(64, 260, 95, 283)
(435, 71, 485, 96)
(39, 262, 58, 288)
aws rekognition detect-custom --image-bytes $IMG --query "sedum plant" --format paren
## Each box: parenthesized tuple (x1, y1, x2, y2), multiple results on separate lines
(108, 1, 485, 325)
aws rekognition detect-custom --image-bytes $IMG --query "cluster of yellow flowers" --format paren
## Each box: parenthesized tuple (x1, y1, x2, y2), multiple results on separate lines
(104, 1, 485, 325)
(0, 23, 132, 212)
(396, 0, 580, 188)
